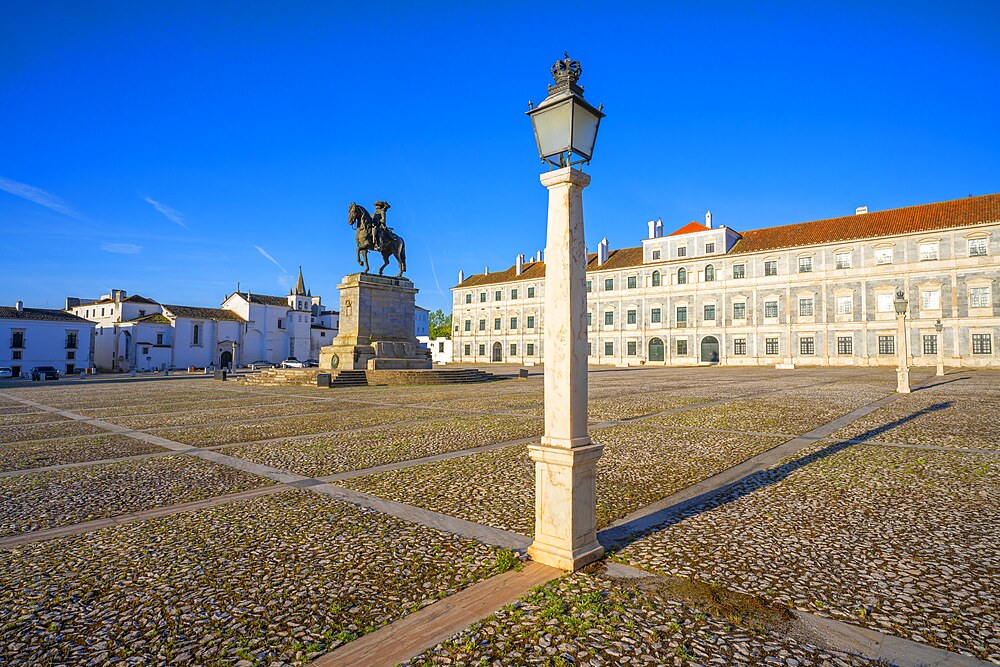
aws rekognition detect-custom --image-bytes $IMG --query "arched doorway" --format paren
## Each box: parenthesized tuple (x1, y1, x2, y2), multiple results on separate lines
(220, 350, 233, 369)
(648, 337, 664, 362)
(701, 336, 720, 363)
(492, 342, 502, 362)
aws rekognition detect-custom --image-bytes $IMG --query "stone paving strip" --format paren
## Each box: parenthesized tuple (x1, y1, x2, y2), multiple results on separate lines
(0, 454, 275, 537)
(404, 565, 884, 667)
(105, 398, 361, 430)
(342, 426, 789, 536)
(0, 490, 508, 667)
(0, 433, 167, 473)
(225, 413, 545, 478)
(617, 444, 1000, 662)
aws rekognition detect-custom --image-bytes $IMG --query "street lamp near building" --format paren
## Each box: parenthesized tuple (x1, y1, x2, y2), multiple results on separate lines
(935, 318, 945, 376)
(525, 54, 605, 571)
(894, 289, 911, 393)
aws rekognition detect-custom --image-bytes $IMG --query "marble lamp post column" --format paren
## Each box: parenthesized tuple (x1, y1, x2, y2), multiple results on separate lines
(895, 311, 911, 393)
(527, 166, 605, 572)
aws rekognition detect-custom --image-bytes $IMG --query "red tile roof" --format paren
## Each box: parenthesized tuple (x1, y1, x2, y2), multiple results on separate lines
(668, 221, 711, 236)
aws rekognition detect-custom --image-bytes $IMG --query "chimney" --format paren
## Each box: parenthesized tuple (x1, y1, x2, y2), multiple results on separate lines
(65, 297, 80, 310)
(856, 206, 868, 215)
(705, 210, 713, 229)
(597, 238, 609, 265)
(484, 265, 489, 275)
(537, 250, 542, 262)
(655, 218, 663, 237)
(647, 220, 656, 239)
(15, 300, 23, 313)
(458, 270, 465, 283)
(515, 254, 524, 275)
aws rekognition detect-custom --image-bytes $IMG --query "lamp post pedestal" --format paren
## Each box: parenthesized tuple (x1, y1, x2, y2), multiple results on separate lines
(896, 313, 910, 393)
(936, 331, 945, 377)
(528, 166, 604, 572)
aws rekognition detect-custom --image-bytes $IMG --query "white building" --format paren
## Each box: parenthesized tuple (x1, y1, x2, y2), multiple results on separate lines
(417, 336, 452, 364)
(1, 302, 96, 377)
(415, 306, 430, 337)
(452, 194, 1000, 368)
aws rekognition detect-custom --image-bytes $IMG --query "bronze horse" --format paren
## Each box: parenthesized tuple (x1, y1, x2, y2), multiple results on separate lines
(347, 202, 407, 277)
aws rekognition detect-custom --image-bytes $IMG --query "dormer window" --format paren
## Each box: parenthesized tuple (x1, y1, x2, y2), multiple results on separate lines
(705, 242, 716, 254)
(677, 247, 687, 257)
(651, 250, 661, 260)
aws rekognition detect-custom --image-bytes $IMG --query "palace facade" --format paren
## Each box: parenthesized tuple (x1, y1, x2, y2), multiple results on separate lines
(451, 194, 999, 368)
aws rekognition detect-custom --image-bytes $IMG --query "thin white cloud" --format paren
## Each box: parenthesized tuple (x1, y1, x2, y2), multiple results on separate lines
(427, 250, 445, 296)
(101, 243, 142, 254)
(253, 245, 287, 273)
(0, 175, 88, 221)
(143, 195, 189, 230)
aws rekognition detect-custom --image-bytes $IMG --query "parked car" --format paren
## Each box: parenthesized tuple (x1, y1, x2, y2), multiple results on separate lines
(247, 360, 275, 370)
(303, 358, 319, 367)
(0, 367, 13, 379)
(280, 357, 306, 368)
(30, 366, 60, 381)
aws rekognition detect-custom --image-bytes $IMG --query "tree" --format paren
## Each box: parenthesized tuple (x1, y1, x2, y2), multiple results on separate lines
(428, 309, 452, 339)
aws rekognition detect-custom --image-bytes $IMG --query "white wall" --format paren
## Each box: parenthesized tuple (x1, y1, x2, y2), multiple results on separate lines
(0, 318, 95, 376)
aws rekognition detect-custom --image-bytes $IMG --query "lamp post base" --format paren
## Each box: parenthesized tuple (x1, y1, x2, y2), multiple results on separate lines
(896, 369, 911, 393)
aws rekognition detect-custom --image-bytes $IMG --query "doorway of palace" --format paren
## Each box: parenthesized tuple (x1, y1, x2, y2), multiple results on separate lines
(492, 342, 502, 362)
(220, 350, 233, 369)
(648, 337, 664, 362)
(700, 336, 720, 363)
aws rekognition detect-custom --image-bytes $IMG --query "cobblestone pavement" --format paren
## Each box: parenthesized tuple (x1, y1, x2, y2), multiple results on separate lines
(104, 398, 357, 430)
(0, 434, 165, 472)
(643, 399, 858, 436)
(405, 565, 881, 667)
(342, 426, 788, 534)
(0, 491, 504, 667)
(618, 443, 1000, 662)
(0, 455, 273, 536)
(0, 419, 111, 443)
(226, 413, 543, 478)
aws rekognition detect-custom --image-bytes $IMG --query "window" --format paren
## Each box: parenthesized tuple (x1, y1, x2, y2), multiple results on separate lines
(494, 318, 501, 330)
(836, 296, 853, 315)
(734, 338, 747, 355)
(141, 346, 149, 355)
(627, 309, 636, 325)
(480, 292, 486, 303)
(605, 341, 614, 356)
(495, 290, 502, 301)
(677, 268, 687, 284)
(676, 306, 688, 324)
(765, 337, 779, 355)
(464, 320, 471, 332)
(797, 298, 813, 316)
(652, 250, 661, 260)
(527, 315, 535, 329)
(65, 331, 78, 349)
(733, 302, 746, 319)
(835, 252, 852, 269)
(587, 312, 592, 326)
(733, 264, 746, 279)
(464, 344, 471, 355)
(586, 281, 592, 293)
(527, 343, 535, 356)
(923, 335, 938, 355)
(652, 271, 661, 287)
(465, 293, 472, 304)
(478, 344, 485, 356)
(588, 341, 593, 356)
(604, 311, 614, 326)
(970, 287, 990, 308)
(972, 334, 992, 354)
(969, 238, 988, 256)
(921, 290, 940, 311)
(627, 341, 637, 355)
(479, 319, 486, 331)
(511, 288, 518, 300)
(704, 305, 716, 321)
(676, 339, 688, 355)
(764, 260, 778, 276)
(651, 308, 661, 323)
(12, 350, 21, 360)
(705, 265, 715, 282)
(11, 330, 25, 348)
(156, 332, 164, 345)
(764, 301, 778, 318)
(798, 257, 813, 273)
(919, 242, 939, 261)
(705, 242, 716, 254)
(192, 324, 200, 345)
(510, 343, 517, 356)
(627, 276, 637, 289)
(875, 248, 893, 265)
(510, 317, 518, 329)
(677, 247, 687, 257)
(876, 294, 894, 313)
(528, 286, 535, 298)
(878, 335, 896, 355)
(604, 278, 614, 291)
(800, 337, 815, 355)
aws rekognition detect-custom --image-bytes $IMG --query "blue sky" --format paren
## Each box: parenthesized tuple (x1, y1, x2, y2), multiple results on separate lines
(2, 2, 998, 313)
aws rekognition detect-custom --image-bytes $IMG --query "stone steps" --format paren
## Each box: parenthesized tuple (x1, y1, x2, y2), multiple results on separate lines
(238, 367, 504, 388)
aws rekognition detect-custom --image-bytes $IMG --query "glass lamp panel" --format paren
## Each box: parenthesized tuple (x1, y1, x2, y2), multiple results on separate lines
(571, 103, 601, 159)
(532, 101, 572, 159)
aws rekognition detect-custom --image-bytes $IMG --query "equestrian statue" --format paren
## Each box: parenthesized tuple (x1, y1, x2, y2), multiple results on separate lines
(347, 201, 407, 277)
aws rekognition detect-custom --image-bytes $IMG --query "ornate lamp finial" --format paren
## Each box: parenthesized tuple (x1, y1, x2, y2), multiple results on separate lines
(549, 52, 583, 92)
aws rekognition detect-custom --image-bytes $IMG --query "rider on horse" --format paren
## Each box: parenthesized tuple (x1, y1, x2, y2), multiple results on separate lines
(371, 201, 391, 250)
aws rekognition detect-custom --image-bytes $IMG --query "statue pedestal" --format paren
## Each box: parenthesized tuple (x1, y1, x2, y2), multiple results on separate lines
(319, 273, 431, 371)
